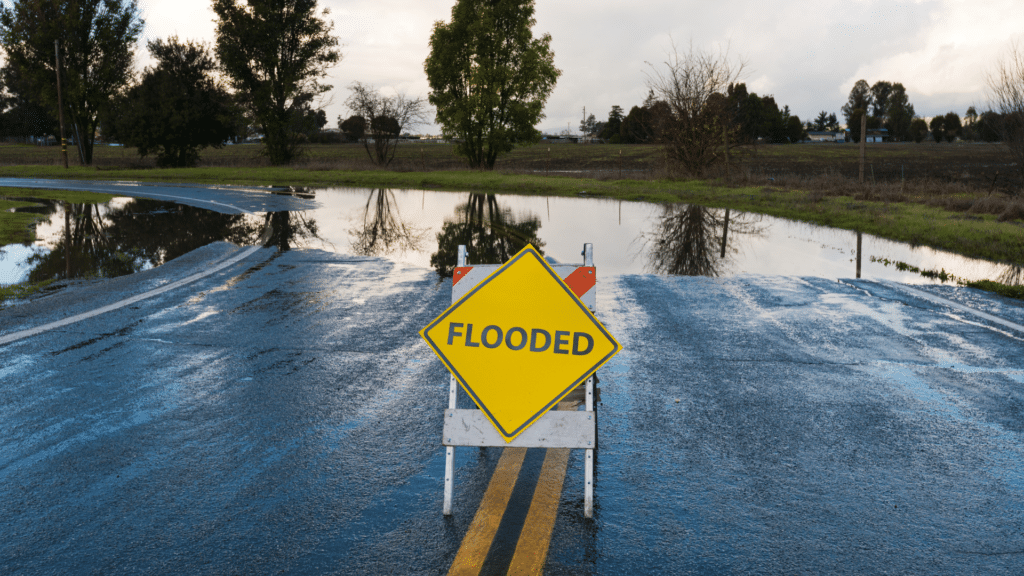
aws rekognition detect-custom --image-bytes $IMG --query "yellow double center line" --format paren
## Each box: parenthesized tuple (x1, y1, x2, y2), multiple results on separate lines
(447, 447, 571, 575)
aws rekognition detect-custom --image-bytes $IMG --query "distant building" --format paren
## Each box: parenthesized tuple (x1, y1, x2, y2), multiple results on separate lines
(843, 128, 888, 143)
(806, 131, 846, 143)
(865, 128, 888, 143)
(540, 134, 579, 143)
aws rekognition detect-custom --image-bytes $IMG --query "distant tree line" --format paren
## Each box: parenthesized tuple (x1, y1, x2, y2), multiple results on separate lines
(4, 0, 1024, 181)
(838, 79, 1014, 145)
(583, 85, 809, 148)
(840, 80, 915, 143)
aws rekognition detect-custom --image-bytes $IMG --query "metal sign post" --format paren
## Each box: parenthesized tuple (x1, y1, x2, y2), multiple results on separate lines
(423, 243, 614, 518)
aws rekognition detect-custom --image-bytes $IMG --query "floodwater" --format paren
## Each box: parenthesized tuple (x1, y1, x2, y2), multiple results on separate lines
(1, 187, 1020, 289)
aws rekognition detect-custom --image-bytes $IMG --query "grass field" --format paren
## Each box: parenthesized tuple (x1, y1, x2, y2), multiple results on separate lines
(4, 140, 1019, 187)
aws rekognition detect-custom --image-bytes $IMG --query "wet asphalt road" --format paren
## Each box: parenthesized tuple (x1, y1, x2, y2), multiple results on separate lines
(2, 180, 1024, 574)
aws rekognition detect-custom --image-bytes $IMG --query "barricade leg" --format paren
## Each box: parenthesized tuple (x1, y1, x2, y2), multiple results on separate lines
(585, 449, 594, 518)
(444, 375, 458, 515)
(444, 445, 455, 515)
(585, 374, 595, 518)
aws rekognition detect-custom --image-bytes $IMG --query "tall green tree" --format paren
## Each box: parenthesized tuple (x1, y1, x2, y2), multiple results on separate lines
(725, 83, 803, 143)
(812, 110, 830, 131)
(598, 105, 624, 141)
(975, 110, 1003, 142)
(213, 0, 340, 165)
(338, 115, 366, 141)
(619, 105, 648, 143)
(942, 111, 962, 142)
(619, 101, 669, 144)
(103, 37, 237, 167)
(884, 83, 915, 141)
(842, 79, 872, 142)
(725, 83, 755, 142)
(826, 113, 840, 131)
(760, 97, 788, 143)
(288, 93, 328, 141)
(579, 113, 597, 136)
(785, 114, 807, 143)
(0, 63, 58, 140)
(870, 80, 894, 118)
(929, 115, 945, 143)
(965, 106, 978, 126)
(425, 0, 560, 169)
(910, 118, 929, 143)
(0, 0, 143, 164)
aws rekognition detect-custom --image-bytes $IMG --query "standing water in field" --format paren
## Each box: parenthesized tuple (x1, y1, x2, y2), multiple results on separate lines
(1, 186, 1019, 289)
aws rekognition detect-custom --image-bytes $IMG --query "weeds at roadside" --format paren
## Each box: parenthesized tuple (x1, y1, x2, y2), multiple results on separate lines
(0, 278, 58, 305)
(869, 256, 1024, 301)
(963, 280, 1024, 300)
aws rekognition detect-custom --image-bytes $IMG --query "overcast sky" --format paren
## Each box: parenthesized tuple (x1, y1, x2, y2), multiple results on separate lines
(133, 0, 1024, 134)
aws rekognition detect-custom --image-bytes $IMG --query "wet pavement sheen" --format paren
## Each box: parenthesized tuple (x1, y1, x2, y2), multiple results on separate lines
(1, 180, 1023, 574)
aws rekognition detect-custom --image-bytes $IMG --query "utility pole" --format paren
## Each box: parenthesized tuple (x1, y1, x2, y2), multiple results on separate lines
(723, 124, 730, 184)
(858, 113, 867, 183)
(54, 40, 69, 169)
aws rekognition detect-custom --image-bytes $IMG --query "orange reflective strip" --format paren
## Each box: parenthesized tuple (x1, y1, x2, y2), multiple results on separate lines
(563, 266, 596, 297)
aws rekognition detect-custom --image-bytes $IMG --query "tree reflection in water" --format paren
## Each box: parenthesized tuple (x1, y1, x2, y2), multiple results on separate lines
(23, 198, 325, 282)
(350, 189, 424, 256)
(644, 204, 762, 277)
(26, 202, 145, 282)
(431, 194, 544, 278)
(263, 210, 322, 251)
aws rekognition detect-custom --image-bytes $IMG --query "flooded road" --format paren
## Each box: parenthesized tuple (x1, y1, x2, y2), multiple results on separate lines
(1, 179, 1024, 574)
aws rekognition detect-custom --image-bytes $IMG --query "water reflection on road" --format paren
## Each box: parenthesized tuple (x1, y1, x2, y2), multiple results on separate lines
(2, 186, 1020, 288)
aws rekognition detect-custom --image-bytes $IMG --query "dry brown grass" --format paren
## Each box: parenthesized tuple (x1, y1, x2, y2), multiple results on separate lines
(713, 163, 1024, 221)
(998, 199, 1024, 222)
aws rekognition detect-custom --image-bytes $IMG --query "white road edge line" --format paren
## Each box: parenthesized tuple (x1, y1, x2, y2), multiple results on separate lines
(0, 244, 263, 346)
(876, 279, 1024, 335)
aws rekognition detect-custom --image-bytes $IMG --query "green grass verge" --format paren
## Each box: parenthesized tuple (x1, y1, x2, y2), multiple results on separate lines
(0, 278, 58, 303)
(0, 199, 45, 245)
(678, 187, 1024, 267)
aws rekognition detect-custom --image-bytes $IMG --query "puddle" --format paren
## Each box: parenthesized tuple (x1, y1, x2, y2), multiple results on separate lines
(1, 187, 1021, 290)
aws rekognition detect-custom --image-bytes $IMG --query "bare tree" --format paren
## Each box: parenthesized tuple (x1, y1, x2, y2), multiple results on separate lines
(345, 82, 429, 166)
(646, 41, 744, 177)
(988, 40, 1024, 192)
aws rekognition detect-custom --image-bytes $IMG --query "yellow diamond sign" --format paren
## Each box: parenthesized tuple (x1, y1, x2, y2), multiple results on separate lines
(420, 245, 621, 442)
